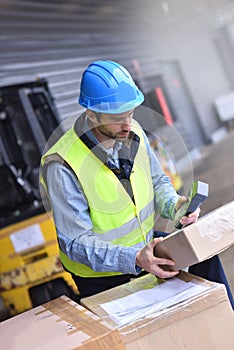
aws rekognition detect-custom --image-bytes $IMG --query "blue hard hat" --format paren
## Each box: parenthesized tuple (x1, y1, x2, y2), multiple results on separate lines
(78, 60, 144, 114)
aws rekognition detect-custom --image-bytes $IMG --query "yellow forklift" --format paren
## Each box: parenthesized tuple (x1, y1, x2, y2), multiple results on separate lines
(0, 80, 78, 321)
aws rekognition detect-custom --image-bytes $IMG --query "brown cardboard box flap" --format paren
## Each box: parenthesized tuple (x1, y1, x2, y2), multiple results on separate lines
(0, 295, 124, 350)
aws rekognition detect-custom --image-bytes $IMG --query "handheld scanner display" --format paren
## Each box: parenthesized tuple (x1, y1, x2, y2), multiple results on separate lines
(174, 181, 209, 229)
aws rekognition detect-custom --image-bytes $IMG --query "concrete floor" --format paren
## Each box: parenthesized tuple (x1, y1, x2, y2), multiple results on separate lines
(182, 130, 234, 295)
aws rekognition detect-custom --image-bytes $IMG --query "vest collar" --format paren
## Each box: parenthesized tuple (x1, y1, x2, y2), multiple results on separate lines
(73, 113, 140, 167)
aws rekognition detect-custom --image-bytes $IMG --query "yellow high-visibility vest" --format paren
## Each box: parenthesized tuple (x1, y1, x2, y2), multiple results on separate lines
(41, 121, 155, 277)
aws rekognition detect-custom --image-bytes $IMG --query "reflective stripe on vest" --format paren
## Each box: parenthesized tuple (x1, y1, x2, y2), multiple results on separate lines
(93, 200, 154, 242)
(41, 120, 155, 277)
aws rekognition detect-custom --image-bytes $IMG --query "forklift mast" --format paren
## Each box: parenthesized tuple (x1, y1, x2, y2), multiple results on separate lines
(0, 79, 78, 321)
(0, 79, 63, 228)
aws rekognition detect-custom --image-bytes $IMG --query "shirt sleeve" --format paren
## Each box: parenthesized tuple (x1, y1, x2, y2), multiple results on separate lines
(142, 132, 180, 220)
(46, 161, 141, 275)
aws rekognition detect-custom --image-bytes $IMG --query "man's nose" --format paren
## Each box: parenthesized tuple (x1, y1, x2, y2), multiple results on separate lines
(122, 117, 132, 129)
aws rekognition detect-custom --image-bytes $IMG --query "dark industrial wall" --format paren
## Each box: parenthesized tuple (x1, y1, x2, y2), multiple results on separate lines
(1, 0, 234, 151)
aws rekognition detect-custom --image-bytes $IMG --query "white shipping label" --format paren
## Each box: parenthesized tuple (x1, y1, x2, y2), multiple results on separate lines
(10, 224, 45, 253)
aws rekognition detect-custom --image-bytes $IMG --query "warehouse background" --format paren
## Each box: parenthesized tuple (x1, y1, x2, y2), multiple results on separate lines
(1, 0, 234, 157)
(1, 0, 234, 320)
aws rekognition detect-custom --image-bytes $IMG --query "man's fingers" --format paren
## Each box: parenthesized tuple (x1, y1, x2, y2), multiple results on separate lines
(155, 257, 176, 266)
(150, 237, 163, 248)
(179, 207, 201, 227)
(175, 196, 188, 211)
(152, 265, 179, 279)
(188, 208, 201, 218)
(136, 238, 180, 279)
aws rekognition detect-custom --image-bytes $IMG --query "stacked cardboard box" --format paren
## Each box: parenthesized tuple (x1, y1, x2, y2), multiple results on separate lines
(82, 272, 234, 350)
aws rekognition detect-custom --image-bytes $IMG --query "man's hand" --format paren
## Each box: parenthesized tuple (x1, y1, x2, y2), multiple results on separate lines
(136, 238, 179, 279)
(175, 196, 201, 227)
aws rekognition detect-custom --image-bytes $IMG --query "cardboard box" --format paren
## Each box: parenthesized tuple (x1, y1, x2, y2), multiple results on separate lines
(82, 272, 234, 350)
(0, 295, 124, 350)
(154, 200, 234, 270)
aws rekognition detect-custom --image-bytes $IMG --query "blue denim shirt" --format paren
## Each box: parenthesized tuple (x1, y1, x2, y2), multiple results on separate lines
(46, 116, 179, 275)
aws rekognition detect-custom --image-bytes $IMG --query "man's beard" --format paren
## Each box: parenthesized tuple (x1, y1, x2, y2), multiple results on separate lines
(97, 125, 129, 140)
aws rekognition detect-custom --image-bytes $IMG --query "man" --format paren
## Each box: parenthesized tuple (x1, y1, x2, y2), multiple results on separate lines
(40, 60, 201, 299)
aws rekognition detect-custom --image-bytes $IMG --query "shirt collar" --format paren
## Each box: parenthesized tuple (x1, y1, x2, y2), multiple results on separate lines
(73, 112, 139, 159)
(82, 114, 122, 156)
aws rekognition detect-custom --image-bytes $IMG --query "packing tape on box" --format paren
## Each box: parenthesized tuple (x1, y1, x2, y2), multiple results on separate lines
(36, 296, 125, 350)
(195, 202, 234, 242)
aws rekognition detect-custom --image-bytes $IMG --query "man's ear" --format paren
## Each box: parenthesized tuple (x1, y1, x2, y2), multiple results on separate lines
(86, 109, 98, 124)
